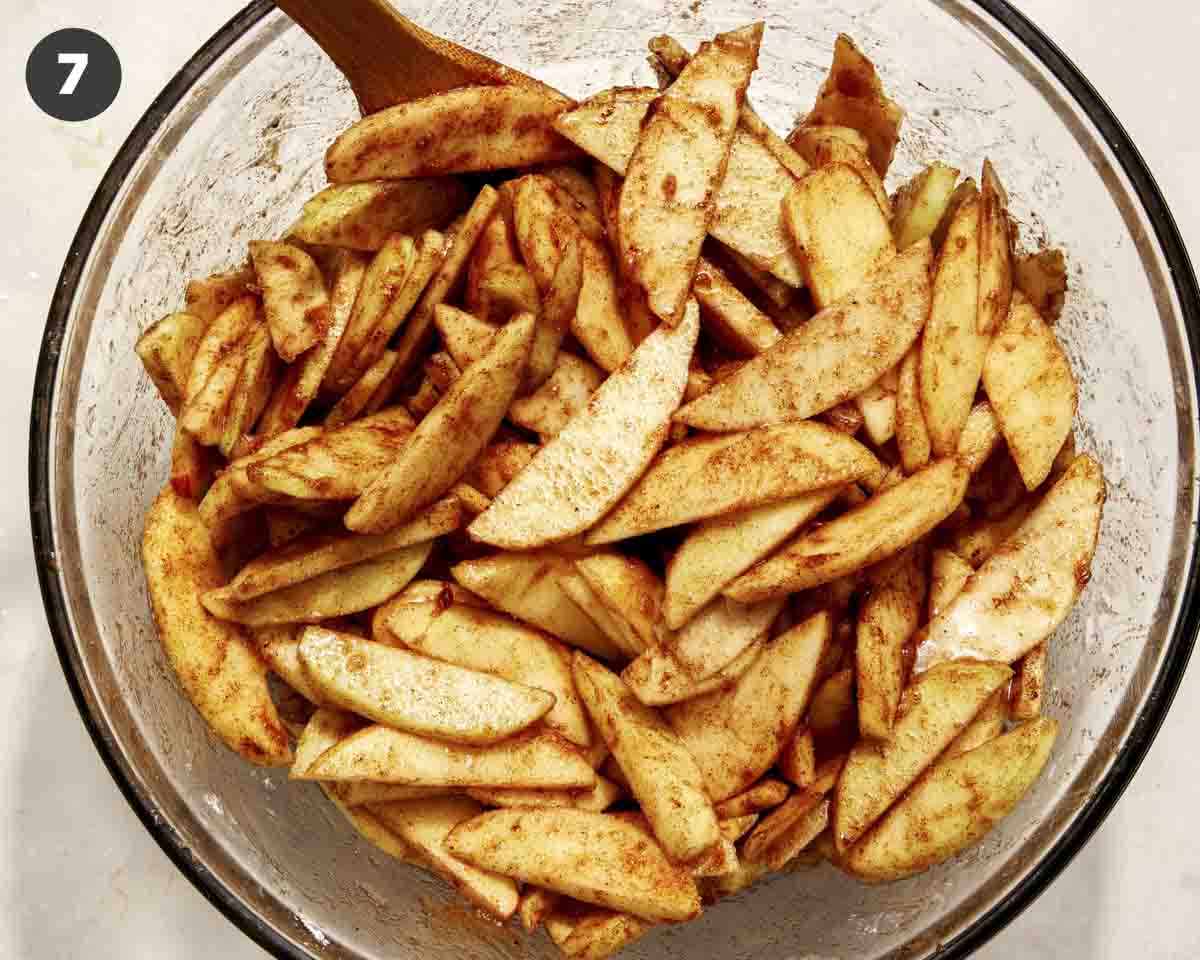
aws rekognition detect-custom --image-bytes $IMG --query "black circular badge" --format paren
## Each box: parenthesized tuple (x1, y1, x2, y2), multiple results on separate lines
(26, 28, 121, 122)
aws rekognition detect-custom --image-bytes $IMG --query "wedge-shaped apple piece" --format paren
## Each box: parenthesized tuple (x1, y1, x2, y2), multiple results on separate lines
(665, 490, 841, 630)
(618, 23, 761, 324)
(666, 596, 784, 682)
(1015, 247, 1068, 323)
(708, 130, 806, 287)
(136, 311, 207, 415)
(856, 545, 927, 740)
(785, 163, 896, 310)
(467, 776, 623, 814)
(325, 791, 424, 867)
(248, 241, 329, 362)
(796, 129, 894, 215)
(445, 809, 701, 922)
(692, 257, 781, 356)
(956, 400, 1004, 473)
(944, 687, 1010, 760)
(780, 727, 817, 788)
(467, 440, 538, 498)
(198, 427, 322, 529)
(510, 352, 604, 440)
(518, 888, 559, 934)
(201, 541, 431, 626)
(541, 165, 607, 234)
(713, 778, 790, 819)
(557, 909, 653, 960)
(556, 90, 804, 289)
(951, 498, 1034, 569)
(844, 718, 1058, 881)
(574, 554, 664, 652)
(451, 552, 621, 659)
(184, 294, 257, 400)
(742, 791, 831, 870)
(916, 456, 1104, 672)
(574, 653, 719, 862)
(392, 188, 506, 384)
(142, 487, 290, 766)
(236, 406, 413, 504)
(894, 346, 931, 474)
(929, 547, 973, 620)
(291, 179, 469, 250)
(291, 706, 361, 777)
(329, 781, 453, 808)
(558, 569, 645, 659)
(260, 255, 365, 434)
(470, 301, 698, 548)
(375, 585, 590, 747)
(982, 292, 1078, 490)
(1011, 644, 1048, 721)
(920, 196, 989, 455)
(799, 34, 904, 177)
(371, 797, 520, 920)
(217, 322, 279, 456)
(309, 724, 594, 788)
(326, 85, 578, 181)
(553, 86, 658, 177)
(324, 233, 413, 392)
(647, 32, 809, 180)
(892, 162, 960, 251)
(726, 458, 968, 602)
(346, 312, 534, 533)
(833, 660, 1012, 852)
(184, 268, 253, 324)
(667, 611, 828, 800)
(622, 641, 761, 707)
(297, 626, 552, 745)
(528, 233, 586, 390)
(676, 241, 932, 431)
(512, 174, 633, 373)
(587, 423, 876, 543)
(977, 159, 1014, 336)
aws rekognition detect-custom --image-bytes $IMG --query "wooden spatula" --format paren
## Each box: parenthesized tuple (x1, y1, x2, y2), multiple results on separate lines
(275, 0, 561, 114)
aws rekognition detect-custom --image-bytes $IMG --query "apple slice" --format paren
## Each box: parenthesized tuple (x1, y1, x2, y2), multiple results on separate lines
(469, 300, 699, 548)
(445, 809, 702, 923)
(915, 455, 1105, 672)
(675, 241, 932, 431)
(586, 422, 878, 543)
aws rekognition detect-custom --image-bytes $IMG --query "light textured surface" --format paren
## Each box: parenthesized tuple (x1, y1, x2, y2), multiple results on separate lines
(3, 1, 1200, 959)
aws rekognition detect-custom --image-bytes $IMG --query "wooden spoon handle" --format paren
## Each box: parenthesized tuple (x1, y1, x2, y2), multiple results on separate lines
(276, 0, 557, 114)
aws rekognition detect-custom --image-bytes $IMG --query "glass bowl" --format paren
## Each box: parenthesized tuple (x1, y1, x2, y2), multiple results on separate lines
(29, 1, 1200, 957)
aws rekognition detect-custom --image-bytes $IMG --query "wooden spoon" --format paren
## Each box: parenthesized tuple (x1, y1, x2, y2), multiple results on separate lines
(276, 0, 561, 115)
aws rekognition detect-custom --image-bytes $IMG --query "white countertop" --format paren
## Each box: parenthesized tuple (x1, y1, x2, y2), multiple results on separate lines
(2, 1, 1198, 957)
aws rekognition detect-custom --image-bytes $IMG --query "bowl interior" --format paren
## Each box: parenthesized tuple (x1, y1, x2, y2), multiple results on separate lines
(36, 1, 1199, 957)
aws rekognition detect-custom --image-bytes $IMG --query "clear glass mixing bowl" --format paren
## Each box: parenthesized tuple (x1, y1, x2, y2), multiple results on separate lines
(29, 1, 1200, 957)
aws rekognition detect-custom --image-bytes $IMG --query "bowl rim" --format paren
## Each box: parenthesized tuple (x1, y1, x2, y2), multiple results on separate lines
(28, 1, 1200, 958)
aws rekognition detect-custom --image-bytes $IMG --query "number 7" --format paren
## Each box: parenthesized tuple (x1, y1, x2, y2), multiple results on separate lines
(58, 52, 88, 95)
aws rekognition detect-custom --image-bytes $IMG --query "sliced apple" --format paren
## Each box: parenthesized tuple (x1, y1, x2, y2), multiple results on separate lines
(451, 552, 621, 660)
(371, 797, 521, 920)
(915, 455, 1104, 672)
(587, 423, 877, 543)
(291, 178, 469, 250)
(725, 458, 968, 602)
(248, 240, 329, 362)
(325, 85, 578, 181)
(920, 196, 989, 455)
(617, 23, 761, 323)
(675, 241, 932, 431)
(843, 719, 1058, 881)
(309, 726, 595, 789)
(141, 486, 290, 766)
(667, 611, 828, 800)
(981, 291, 1078, 490)
(833, 660, 1012, 852)
(469, 301, 698, 548)
(445, 809, 702, 922)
